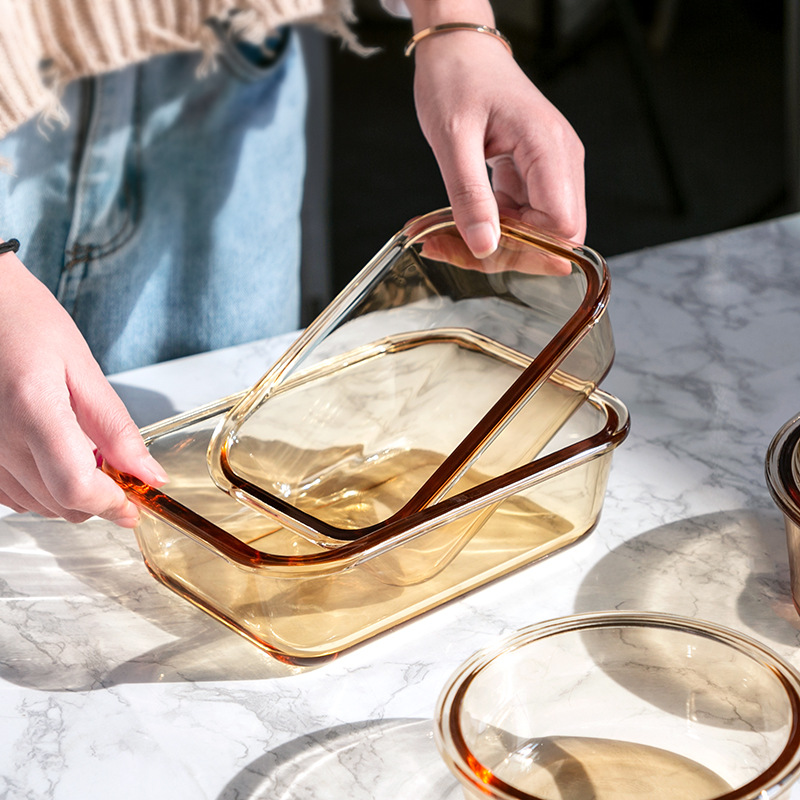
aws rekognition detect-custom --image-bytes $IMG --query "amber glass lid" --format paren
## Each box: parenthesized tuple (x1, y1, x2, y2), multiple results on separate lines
(207, 209, 614, 543)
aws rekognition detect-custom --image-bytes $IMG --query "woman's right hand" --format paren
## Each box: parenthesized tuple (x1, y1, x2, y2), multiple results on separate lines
(0, 246, 167, 527)
(405, 0, 586, 257)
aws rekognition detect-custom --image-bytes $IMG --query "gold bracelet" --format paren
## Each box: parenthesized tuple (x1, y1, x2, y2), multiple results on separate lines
(404, 22, 513, 58)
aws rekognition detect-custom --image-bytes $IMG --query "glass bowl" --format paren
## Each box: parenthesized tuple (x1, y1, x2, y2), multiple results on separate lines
(435, 612, 800, 800)
(208, 208, 615, 545)
(106, 390, 627, 664)
(766, 413, 800, 615)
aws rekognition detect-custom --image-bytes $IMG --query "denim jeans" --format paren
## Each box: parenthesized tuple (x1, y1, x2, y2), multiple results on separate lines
(0, 28, 306, 375)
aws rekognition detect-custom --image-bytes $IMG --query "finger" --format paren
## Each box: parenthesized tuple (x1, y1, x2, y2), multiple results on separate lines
(0, 464, 61, 518)
(67, 363, 167, 487)
(96, 492, 140, 528)
(1, 393, 138, 524)
(29, 430, 141, 526)
(490, 142, 586, 244)
(0, 488, 30, 515)
(489, 155, 529, 212)
(17, 382, 142, 526)
(430, 125, 501, 259)
(522, 176, 586, 244)
(26, 435, 140, 526)
(520, 136, 586, 243)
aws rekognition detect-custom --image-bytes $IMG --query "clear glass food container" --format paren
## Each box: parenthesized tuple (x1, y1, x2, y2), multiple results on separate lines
(766, 413, 800, 614)
(207, 209, 615, 545)
(435, 612, 800, 800)
(107, 210, 626, 663)
(108, 388, 627, 664)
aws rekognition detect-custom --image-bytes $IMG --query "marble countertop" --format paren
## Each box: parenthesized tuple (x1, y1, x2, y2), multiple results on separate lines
(3, 214, 800, 799)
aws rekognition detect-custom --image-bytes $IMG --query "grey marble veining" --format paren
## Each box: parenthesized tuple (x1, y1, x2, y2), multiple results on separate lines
(3, 216, 800, 798)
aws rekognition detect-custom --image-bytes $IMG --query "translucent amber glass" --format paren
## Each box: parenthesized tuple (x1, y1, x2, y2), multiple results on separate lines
(108, 390, 627, 663)
(766, 413, 800, 617)
(208, 209, 615, 543)
(436, 613, 800, 800)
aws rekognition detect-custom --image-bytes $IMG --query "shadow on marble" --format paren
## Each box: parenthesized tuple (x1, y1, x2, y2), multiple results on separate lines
(108, 381, 179, 427)
(0, 513, 312, 691)
(563, 508, 800, 734)
(215, 717, 459, 800)
(575, 507, 800, 650)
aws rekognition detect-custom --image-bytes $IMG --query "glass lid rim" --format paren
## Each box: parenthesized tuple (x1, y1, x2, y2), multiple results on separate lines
(766, 412, 800, 524)
(435, 610, 800, 800)
(108, 388, 629, 569)
(207, 208, 612, 539)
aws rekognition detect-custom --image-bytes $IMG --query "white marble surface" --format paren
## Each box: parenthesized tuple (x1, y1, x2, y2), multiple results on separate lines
(3, 215, 800, 798)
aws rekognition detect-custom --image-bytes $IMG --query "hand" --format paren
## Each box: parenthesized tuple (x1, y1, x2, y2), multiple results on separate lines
(0, 248, 167, 527)
(410, 25, 586, 256)
(419, 222, 574, 276)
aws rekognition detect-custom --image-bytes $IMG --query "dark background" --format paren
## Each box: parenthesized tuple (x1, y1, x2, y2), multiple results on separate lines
(304, 0, 789, 311)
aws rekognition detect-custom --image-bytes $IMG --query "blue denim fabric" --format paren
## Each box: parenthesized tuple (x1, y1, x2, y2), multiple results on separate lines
(0, 28, 306, 375)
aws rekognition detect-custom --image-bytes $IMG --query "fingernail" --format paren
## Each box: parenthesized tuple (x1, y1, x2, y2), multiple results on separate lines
(142, 455, 168, 485)
(465, 222, 499, 259)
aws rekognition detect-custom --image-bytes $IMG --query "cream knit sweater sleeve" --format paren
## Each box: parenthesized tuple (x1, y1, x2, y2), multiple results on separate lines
(0, 0, 357, 138)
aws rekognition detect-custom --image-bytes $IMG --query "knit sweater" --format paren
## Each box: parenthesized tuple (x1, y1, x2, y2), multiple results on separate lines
(0, 0, 360, 139)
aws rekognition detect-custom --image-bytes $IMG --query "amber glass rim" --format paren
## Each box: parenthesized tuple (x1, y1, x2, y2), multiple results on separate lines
(766, 413, 800, 527)
(107, 389, 628, 571)
(209, 208, 612, 541)
(435, 611, 800, 800)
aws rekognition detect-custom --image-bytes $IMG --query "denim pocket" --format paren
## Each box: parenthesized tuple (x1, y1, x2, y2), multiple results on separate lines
(212, 19, 292, 83)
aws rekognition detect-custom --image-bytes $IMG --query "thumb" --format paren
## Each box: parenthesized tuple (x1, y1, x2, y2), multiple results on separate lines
(433, 129, 500, 259)
(69, 367, 168, 486)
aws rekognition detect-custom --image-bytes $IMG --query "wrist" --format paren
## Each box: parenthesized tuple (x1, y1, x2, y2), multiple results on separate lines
(405, 23, 512, 58)
(0, 238, 20, 257)
(404, 0, 495, 31)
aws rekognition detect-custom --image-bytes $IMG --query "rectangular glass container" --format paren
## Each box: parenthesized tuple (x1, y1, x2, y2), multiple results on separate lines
(108, 387, 628, 664)
(208, 209, 615, 545)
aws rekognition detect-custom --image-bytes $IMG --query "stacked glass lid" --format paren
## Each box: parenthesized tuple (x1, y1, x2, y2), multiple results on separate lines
(109, 209, 629, 663)
(209, 208, 615, 542)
